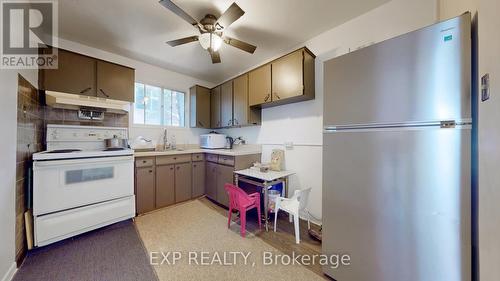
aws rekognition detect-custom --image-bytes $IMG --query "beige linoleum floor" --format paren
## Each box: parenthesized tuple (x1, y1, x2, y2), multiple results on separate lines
(134, 199, 325, 281)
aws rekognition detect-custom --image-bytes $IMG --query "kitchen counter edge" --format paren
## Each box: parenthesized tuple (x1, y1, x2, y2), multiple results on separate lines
(134, 148, 262, 157)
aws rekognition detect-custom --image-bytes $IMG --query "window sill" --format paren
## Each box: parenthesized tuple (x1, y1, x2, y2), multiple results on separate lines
(131, 123, 189, 130)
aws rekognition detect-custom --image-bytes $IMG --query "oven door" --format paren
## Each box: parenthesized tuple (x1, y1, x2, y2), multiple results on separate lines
(33, 155, 134, 216)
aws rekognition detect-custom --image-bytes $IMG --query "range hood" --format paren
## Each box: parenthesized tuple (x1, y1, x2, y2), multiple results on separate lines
(44, 91, 130, 114)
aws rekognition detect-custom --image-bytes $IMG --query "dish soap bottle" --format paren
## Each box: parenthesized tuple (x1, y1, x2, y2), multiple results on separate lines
(170, 135, 176, 150)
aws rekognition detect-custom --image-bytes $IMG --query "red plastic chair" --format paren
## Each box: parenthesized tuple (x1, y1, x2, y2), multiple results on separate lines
(224, 183, 262, 237)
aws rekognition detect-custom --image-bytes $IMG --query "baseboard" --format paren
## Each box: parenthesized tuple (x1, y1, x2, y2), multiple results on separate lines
(1, 262, 17, 281)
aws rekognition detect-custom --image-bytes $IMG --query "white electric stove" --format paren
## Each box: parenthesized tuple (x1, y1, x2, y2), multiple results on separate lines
(32, 125, 135, 247)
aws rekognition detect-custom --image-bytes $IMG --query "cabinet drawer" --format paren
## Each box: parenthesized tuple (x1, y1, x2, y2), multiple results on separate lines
(192, 153, 205, 162)
(156, 154, 192, 165)
(135, 157, 154, 167)
(218, 155, 235, 166)
(206, 154, 219, 163)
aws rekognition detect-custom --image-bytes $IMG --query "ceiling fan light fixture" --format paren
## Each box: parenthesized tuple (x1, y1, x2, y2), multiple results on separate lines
(199, 33, 222, 52)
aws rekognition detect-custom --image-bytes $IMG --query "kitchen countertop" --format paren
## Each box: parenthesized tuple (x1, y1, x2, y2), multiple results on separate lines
(134, 147, 262, 157)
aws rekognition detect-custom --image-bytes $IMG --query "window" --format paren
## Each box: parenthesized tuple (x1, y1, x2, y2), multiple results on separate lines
(133, 83, 185, 127)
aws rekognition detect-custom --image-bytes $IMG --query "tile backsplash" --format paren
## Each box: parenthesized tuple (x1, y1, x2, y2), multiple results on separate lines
(16, 74, 43, 265)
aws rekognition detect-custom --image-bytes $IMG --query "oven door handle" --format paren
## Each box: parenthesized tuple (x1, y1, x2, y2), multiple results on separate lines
(33, 156, 134, 168)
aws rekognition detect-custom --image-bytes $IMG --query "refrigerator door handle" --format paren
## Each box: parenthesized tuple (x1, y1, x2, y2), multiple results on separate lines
(324, 119, 472, 132)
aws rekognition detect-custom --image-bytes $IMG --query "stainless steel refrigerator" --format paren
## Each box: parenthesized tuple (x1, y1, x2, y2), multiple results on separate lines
(322, 13, 471, 281)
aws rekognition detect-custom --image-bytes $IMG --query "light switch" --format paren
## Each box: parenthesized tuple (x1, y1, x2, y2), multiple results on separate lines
(481, 73, 490, 102)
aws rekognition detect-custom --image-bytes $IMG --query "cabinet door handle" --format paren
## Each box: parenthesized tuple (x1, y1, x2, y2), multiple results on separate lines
(264, 94, 270, 102)
(98, 89, 110, 98)
(148, 170, 153, 173)
(198, 121, 204, 127)
(80, 87, 91, 94)
(193, 164, 197, 167)
(170, 167, 174, 170)
(275, 93, 281, 100)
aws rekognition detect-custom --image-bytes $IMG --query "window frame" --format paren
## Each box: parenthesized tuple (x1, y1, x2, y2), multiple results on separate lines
(132, 82, 187, 129)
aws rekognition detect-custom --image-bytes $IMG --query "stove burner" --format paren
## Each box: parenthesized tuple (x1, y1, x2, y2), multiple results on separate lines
(47, 149, 82, 153)
(103, 147, 126, 151)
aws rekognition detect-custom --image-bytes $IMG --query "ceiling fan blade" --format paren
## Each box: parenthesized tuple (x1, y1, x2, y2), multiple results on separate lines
(159, 0, 201, 28)
(208, 48, 221, 64)
(216, 3, 244, 29)
(222, 36, 256, 54)
(167, 36, 199, 47)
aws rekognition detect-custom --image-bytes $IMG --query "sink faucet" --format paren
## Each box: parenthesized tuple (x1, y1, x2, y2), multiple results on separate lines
(163, 128, 170, 150)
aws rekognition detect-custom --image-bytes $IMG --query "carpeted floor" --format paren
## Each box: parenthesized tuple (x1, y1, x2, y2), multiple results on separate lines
(135, 200, 324, 281)
(13, 220, 158, 281)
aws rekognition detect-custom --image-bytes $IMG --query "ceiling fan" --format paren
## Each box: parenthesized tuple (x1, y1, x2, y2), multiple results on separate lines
(159, 0, 257, 64)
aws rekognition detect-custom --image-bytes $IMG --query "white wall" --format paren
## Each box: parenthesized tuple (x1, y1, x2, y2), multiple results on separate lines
(0, 69, 37, 281)
(439, 0, 478, 20)
(56, 38, 215, 146)
(220, 0, 438, 222)
(478, 0, 500, 279)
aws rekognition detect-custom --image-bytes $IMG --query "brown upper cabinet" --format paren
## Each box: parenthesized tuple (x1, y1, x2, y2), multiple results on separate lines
(40, 47, 135, 102)
(96, 60, 134, 101)
(210, 86, 221, 128)
(189, 85, 211, 128)
(254, 47, 315, 108)
(221, 81, 233, 128)
(248, 64, 272, 106)
(272, 50, 305, 101)
(40, 48, 97, 96)
(191, 47, 314, 129)
(233, 74, 261, 126)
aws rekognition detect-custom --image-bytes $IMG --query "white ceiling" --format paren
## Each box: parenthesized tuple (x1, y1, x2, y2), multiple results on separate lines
(59, 0, 389, 83)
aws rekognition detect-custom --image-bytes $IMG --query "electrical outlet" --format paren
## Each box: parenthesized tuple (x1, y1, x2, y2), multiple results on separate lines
(482, 73, 490, 102)
(284, 141, 294, 150)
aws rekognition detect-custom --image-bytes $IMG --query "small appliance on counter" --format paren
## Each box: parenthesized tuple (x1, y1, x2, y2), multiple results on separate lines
(200, 132, 227, 149)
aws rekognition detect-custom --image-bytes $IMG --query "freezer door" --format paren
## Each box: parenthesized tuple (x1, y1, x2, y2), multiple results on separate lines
(323, 13, 471, 126)
(322, 127, 471, 281)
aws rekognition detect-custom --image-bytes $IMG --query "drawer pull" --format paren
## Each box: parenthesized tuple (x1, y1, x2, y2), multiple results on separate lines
(148, 170, 153, 173)
(142, 160, 146, 163)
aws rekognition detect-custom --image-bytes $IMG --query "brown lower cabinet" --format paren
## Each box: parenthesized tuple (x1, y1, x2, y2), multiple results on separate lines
(216, 164, 234, 207)
(205, 153, 261, 207)
(135, 166, 156, 214)
(205, 162, 218, 200)
(175, 163, 192, 202)
(155, 164, 175, 208)
(135, 153, 260, 214)
(192, 161, 206, 198)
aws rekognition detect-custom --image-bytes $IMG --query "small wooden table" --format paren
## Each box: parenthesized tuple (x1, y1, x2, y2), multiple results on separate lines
(234, 168, 295, 231)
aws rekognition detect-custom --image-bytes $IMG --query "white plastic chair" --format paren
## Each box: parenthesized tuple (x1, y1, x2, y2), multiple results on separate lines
(273, 188, 311, 244)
